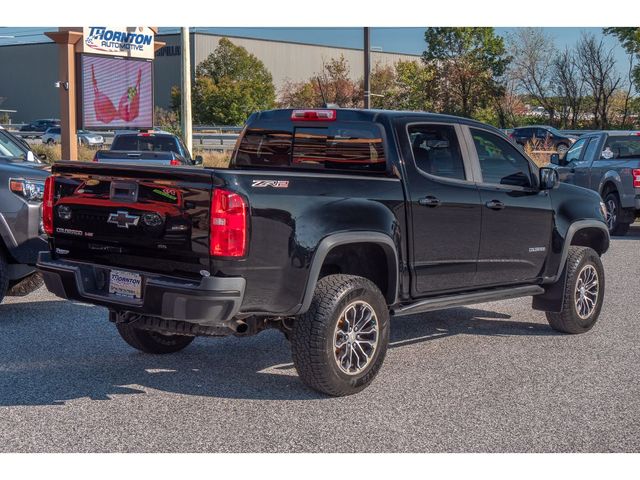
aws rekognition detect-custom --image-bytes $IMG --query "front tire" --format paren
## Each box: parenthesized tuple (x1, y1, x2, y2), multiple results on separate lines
(291, 274, 390, 396)
(116, 322, 194, 354)
(546, 246, 605, 334)
(603, 191, 631, 236)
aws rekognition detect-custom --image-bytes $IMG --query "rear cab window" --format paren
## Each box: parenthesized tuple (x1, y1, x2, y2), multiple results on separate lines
(112, 134, 181, 155)
(233, 118, 387, 174)
(601, 135, 640, 160)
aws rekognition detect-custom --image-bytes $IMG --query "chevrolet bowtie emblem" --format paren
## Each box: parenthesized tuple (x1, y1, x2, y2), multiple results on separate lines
(107, 211, 140, 229)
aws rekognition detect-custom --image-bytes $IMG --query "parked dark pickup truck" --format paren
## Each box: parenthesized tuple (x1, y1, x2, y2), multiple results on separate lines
(102, 131, 203, 166)
(549, 131, 640, 236)
(38, 109, 609, 396)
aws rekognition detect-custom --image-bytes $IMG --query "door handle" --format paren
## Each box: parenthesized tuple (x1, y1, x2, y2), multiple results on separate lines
(485, 200, 505, 210)
(418, 196, 441, 207)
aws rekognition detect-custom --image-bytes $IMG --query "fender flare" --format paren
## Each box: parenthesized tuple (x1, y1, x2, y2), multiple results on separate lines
(296, 232, 399, 315)
(598, 171, 623, 196)
(535, 220, 608, 313)
(549, 220, 609, 283)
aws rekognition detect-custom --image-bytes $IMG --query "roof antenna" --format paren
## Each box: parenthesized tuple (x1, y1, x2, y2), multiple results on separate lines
(316, 76, 339, 109)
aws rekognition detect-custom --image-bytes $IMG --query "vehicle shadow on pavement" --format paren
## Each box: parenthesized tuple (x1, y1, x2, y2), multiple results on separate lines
(612, 224, 640, 240)
(391, 307, 558, 349)
(0, 299, 558, 406)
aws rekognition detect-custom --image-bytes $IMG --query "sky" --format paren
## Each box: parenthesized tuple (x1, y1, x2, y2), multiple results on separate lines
(0, 26, 630, 69)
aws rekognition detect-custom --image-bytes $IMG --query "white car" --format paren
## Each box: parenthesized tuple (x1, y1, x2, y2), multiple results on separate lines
(42, 127, 104, 147)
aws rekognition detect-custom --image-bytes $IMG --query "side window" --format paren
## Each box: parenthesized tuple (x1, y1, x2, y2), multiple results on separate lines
(470, 128, 533, 188)
(408, 124, 466, 181)
(565, 138, 587, 163)
(535, 128, 549, 138)
(583, 138, 600, 162)
(177, 138, 191, 160)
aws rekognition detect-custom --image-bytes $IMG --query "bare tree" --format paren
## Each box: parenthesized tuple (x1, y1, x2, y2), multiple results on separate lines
(508, 28, 558, 125)
(576, 33, 622, 129)
(620, 52, 636, 127)
(552, 47, 584, 128)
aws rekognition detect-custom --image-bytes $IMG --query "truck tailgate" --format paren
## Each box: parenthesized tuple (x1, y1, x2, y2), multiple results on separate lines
(50, 161, 215, 279)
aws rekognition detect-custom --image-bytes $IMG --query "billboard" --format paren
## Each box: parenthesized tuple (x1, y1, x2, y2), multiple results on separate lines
(81, 27, 155, 60)
(80, 55, 153, 129)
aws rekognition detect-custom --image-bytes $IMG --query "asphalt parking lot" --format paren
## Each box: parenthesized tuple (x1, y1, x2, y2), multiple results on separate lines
(1, 227, 639, 453)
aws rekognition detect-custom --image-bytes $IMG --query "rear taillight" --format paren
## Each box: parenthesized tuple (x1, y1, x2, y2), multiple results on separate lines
(170, 159, 180, 166)
(633, 169, 640, 189)
(42, 176, 55, 236)
(291, 109, 336, 121)
(210, 188, 247, 257)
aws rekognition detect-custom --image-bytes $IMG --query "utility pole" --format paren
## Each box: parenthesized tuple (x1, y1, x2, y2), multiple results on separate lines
(181, 27, 193, 153)
(363, 27, 371, 109)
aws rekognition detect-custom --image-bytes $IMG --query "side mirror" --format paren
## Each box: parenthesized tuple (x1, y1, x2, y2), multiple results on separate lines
(194, 155, 203, 166)
(540, 167, 559, 190)
(38, 153, 48, 161)
(549, 153, 560, 165)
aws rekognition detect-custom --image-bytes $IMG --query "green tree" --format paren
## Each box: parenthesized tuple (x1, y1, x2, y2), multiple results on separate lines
(422, 27, 510, 118)
(604, 28, 640, 89)
(369, 61, 437, 111)
(172, 38, 275, 125)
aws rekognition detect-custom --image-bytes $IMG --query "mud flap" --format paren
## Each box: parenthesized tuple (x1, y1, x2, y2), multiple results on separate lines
(532, 264, 568, 313)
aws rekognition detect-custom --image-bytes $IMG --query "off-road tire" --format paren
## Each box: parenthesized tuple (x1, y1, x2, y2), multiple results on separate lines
(546, 246, 605, 334)
(603, 191, 631, 236)
(0, 250, 9, 304)
(291, 274, 390, 396)
(7, 272, 44, 297)
(116, 322, 195, 354)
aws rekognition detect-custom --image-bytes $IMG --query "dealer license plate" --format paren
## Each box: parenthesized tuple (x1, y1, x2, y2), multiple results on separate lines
(109, 269, 143, 299)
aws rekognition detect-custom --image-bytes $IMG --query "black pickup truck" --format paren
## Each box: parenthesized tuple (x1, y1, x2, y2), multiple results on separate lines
(37, 109, 610, 396)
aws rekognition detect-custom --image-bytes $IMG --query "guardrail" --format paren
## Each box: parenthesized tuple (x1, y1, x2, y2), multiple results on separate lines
(5, 128, 239, 152)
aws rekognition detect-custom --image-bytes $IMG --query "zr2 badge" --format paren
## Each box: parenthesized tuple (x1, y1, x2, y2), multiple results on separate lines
(251, 180, 290, 188)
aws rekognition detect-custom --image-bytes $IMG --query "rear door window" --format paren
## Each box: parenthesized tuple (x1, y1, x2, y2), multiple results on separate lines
(408, 124, 466, 180)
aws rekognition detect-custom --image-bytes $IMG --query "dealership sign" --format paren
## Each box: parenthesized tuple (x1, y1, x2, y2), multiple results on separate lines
(81, 27, 155, 59)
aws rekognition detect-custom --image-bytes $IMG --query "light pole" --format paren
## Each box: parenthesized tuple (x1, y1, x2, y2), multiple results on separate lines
(181, 27, 193, 154)
(364, 27, 371, 109)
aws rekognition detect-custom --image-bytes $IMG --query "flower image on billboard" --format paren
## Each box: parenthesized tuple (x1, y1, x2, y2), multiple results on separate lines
(80, 55, 153, 129)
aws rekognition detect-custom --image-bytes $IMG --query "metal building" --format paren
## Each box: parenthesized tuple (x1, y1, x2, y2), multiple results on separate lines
(0, 32, 421, 123)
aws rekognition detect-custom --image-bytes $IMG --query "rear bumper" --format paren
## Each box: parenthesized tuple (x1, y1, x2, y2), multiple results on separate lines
(37, 252, 245, 327)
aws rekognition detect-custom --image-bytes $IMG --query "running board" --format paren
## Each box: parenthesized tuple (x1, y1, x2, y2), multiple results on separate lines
(390, 285, 545, 317)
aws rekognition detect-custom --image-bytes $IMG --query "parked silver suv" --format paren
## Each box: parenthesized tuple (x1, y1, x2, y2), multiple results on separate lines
(0, 130, 49, 302)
